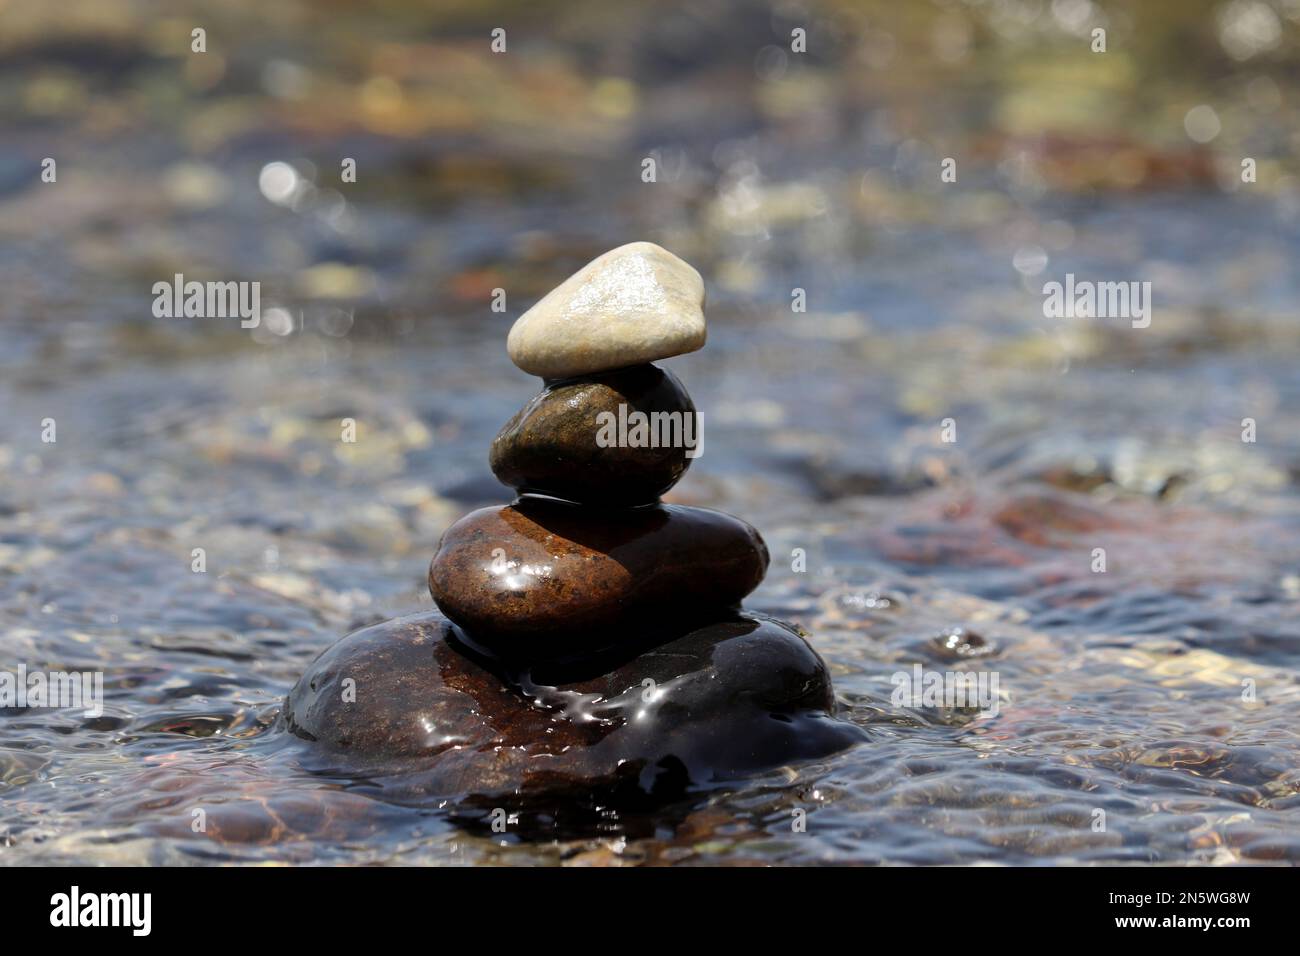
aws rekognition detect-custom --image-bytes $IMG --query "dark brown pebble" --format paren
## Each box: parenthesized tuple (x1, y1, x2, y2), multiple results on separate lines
(490, 363, 697, 506)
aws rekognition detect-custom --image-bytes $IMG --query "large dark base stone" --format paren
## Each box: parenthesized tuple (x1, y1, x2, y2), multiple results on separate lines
(281, 610, 864, 808)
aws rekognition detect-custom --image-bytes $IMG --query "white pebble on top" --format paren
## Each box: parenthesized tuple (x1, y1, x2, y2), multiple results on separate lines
(506, 241, 706, 379)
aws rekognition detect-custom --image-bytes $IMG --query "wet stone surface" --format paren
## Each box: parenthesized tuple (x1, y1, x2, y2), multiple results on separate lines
(281, 610, 864, 806)
(427, 495, 769, 656)
(490, 364, 697, 506)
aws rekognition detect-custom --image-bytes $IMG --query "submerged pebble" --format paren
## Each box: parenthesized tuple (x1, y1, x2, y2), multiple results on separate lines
(282, 610, 864, 801)
(926, 626, 996, 661)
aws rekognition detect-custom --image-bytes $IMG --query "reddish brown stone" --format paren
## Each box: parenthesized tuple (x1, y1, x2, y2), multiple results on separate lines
(427, 496, 769, 655)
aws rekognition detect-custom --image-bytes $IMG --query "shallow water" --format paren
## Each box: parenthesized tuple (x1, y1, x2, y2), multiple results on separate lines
(2, 0, 1299, 864)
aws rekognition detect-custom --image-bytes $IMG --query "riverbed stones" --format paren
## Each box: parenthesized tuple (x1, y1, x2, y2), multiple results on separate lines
(506, 242, 706, 379)
(285, 242, 860, 809)
(490, 364, 697, 506)
(428, 497, 768, 653)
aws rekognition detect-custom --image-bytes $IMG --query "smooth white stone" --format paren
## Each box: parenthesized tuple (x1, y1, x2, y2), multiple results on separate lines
(507, 242, 706, 378)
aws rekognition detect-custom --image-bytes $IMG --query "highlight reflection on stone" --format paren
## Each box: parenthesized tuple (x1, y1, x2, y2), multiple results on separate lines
(284, 241, 863, 819)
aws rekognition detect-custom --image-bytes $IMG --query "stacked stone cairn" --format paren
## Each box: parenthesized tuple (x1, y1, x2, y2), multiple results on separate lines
(285, 243, 861, 810)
